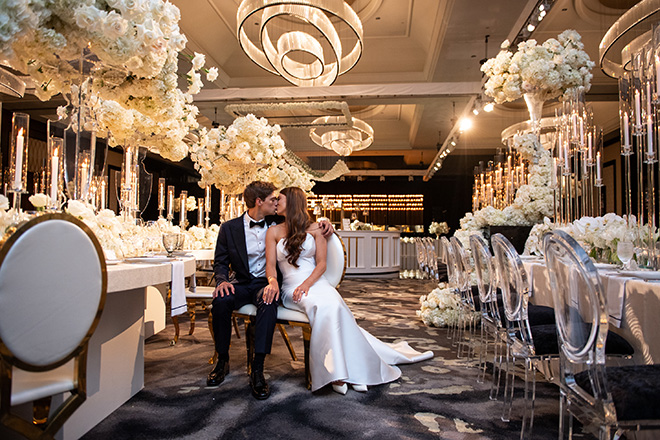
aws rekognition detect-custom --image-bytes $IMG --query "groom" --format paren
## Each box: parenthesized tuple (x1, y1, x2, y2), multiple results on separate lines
(209, 181, 334, 399)
(209, 181, 280, 399)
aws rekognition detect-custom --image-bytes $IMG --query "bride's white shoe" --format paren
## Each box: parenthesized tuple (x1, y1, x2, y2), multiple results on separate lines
(351, 384, 368, 392)
(332, 382, 348, 395)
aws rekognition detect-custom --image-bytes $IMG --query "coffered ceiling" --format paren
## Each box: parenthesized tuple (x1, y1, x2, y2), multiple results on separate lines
(175, 0, 635, 178)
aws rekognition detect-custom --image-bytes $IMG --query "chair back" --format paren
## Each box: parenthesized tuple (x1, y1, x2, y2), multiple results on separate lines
(0, 214, 107, 370)
(543, 230, 612, 409)
(325, 232, 346, 288)
(440, 236, 458, 287)
(491, 233, 534, 351)
(414, 237, 427, 272)
(0, 213, 107, 437)
(470, 234, 498, 307)
(450, 237, 471, 294)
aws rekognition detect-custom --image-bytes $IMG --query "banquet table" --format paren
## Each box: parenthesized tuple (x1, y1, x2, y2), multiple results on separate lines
(29, 257, 197, 440)
(523, 258, 660, 365)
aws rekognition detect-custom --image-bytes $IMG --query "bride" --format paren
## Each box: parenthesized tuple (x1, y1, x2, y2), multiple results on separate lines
(263, 187, 433, 394)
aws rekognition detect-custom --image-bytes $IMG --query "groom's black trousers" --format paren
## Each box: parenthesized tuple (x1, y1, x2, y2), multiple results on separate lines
(211, 276, 278, 356)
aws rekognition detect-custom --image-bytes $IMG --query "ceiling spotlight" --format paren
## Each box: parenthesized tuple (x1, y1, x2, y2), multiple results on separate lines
(450, 140, 457, 146)
(458, 117, 473, 132)
(408, 176, 414, 182)
(527, 23, 536, 32)
(539, 4, 545, 11)
(483, 102, 495, 112)
(472, 107, 480, 116)
(379, 175, 385, 182)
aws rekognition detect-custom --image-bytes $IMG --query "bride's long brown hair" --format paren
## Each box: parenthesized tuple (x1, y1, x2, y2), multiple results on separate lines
(281, 187, 311, 267)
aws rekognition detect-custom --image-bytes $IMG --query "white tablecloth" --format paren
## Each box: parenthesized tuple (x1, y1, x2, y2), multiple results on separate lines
(523, 258, 660, 365)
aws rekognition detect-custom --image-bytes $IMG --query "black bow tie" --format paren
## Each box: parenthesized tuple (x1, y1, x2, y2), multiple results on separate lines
(250, 220, 266, 228)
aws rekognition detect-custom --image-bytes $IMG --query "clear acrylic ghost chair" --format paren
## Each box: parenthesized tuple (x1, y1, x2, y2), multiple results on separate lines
(544, 230, 657, 440)
(450, 237, 477, 360)
(414, 237, 428, 278)
(423, 237, 439, 281)
(470, 234, 506, 398)
(0, 213, 107, 439)
(440, 236, 460, 341)
(492, 232, 559, 439)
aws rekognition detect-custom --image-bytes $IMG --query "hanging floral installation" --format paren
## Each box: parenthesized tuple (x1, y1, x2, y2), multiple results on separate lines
(0, 0, 217, 161)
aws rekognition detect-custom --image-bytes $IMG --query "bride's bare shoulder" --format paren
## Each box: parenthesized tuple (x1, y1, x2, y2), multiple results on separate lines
(268, 223, 285, 239)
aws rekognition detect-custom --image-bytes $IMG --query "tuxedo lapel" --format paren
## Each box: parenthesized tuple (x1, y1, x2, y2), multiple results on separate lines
(230, 214, 250, 276)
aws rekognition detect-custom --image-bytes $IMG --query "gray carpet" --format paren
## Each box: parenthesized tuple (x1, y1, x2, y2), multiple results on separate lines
(82, 278, 562, 439)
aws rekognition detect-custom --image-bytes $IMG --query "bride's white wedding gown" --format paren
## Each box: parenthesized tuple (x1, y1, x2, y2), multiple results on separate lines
(277, 233, 433, 392)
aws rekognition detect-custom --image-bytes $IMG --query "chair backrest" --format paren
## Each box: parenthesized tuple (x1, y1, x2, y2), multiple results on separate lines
(450, 237, 470, 294)
(414, 237, 426, 270)
(326, 232, 346, 288)
(0, 214, 107, 371)
(543, 230, 612, 406)
(470, 234, 496, 304)
(491, 233, 535, 352)
(440, 236, 458, 287)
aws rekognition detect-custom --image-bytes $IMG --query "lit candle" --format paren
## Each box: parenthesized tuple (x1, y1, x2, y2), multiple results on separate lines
(635, 89, 641, 127)
(14, 128, 24, 190)
(50, 146, 59, 203)
(124, 146, 133, 189)
(579, 117, 584, 145)
(158, 178, 165, 211)
(551, 157, 557, 187)
(623, 112, 630, 148)
(167, 185, 175, 219)
(648, 115, 654, 156)
(99, 177, 107, 210)
(596, 151, 602, 180)
(587, 132, 593, 161)
(179, 191, 187, 228)
(198, 198, 204, 227)
(205, 185, 212, 213)
(656, 53, 660, 96)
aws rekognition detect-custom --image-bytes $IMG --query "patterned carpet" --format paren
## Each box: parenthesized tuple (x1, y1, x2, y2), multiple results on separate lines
(82, 278, 563, 440)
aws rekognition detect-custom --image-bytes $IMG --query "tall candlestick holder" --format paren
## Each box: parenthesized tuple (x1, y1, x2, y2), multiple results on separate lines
(158, 178, 166, 219)
(179, 190, 188, 229)
(205, 186, 212, 228)
(47, 136, 64, 210)
(9, 112, 29, 212)
(167, 185, 175, 223)
(198, 197, 204, 227)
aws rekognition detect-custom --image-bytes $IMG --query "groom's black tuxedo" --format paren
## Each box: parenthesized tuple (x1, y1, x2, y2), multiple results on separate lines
(213, 213, 283, 286)
(211, 213, 283, 357)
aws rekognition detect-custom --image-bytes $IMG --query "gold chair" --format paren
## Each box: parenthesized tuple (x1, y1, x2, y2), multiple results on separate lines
(0, 213, 107, 439)
(233, 232, 347, 389)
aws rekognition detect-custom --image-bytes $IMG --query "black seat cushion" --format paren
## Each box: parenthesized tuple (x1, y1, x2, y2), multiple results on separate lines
(529, 324, 634, 357)
(574, 365, 660, 421)
(498, 304, 556, 327)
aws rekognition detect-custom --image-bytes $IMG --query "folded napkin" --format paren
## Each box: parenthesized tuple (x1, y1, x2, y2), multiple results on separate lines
(601, 271, 628, 328)
(170, 260, 186, 317)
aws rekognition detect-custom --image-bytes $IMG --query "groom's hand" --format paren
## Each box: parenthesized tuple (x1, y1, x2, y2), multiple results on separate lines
(317, 219, 334, 238)
(214, 281, 235, 298)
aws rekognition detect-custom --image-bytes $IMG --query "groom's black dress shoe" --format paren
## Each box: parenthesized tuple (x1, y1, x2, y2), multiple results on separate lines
(250, 370, 270, 400)
(206, 360, 229, 387)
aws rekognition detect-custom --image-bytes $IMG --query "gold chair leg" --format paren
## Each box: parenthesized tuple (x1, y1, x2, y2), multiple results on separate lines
(277, 324, 298, 361)
(246, 318, 256, 376)
(32, 397, 51, 426)
(208, 309, 217, 364)
(188, 301, 196, 335)
(302, 325, 312, 390)
(171, 315, 180, 346)
(232, 315, 241, 339)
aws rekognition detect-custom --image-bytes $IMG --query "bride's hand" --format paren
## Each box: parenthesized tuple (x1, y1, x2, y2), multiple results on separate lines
(292, 283, 310, 303)
(263, 278, 279, 304)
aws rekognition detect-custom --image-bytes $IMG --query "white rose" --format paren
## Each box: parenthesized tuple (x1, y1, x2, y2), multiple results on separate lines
(206, 67, 218, 82)
(192, 52, 205, 70)
(0, 194, 9, 210)
(74, 5, 102, 30)
(103, 11, 128, 39)
(29, 193, 50, 209)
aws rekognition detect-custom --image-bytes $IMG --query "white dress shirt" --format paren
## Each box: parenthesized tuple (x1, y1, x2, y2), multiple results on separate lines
(243, 214, 273, 278)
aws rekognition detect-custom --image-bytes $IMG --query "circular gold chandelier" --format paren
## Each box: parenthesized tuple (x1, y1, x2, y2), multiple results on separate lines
(309, 116, 373, 156)
(237, 0, 364, 87)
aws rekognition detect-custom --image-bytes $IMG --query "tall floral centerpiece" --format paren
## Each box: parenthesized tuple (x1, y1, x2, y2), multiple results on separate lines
(481, 30, 594, 135)
(0, 1, 218, 162)
(190, 114, 315, 194)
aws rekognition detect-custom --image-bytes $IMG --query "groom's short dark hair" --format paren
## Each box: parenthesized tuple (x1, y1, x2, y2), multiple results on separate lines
(244, 181, 276, 208)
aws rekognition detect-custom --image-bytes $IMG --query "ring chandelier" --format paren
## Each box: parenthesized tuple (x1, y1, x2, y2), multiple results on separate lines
(309, 115, 373, 156)
(237, 0, 364, 87)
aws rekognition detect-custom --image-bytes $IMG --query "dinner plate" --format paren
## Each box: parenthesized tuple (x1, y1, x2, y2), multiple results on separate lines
(617, 270, 660, 280)
(124, 256, 173, 264)
(105, 259, 123, 265)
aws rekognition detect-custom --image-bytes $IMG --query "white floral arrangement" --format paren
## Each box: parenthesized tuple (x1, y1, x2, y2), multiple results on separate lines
(512, 133, 543, 162)
(64, 200, 219, 259)
(429, 221, 449, 236)
(173, 196, 197, 212)
(190, 114, 315, 193)
(481, 30, 595, 104)
(349, 220, 372, 231)
(1, 1, 216, 162)
(28, 193, 50, 211)
(0, 195, 32, 239)
(417, 283, 462, 328)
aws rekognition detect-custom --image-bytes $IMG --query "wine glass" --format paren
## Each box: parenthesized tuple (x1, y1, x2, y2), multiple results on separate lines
(617, 240, 634, 270)
(175, 233, 185, 252)
(162, 233, 178, 258)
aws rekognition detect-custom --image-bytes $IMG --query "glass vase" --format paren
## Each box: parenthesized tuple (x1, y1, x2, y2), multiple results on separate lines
(523, 89, 547, 137)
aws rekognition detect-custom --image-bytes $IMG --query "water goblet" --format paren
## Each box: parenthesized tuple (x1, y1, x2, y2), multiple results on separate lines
(175, 233, 185, 252)
(162, 233, 178, 258)
(617, 240, 634, 270)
